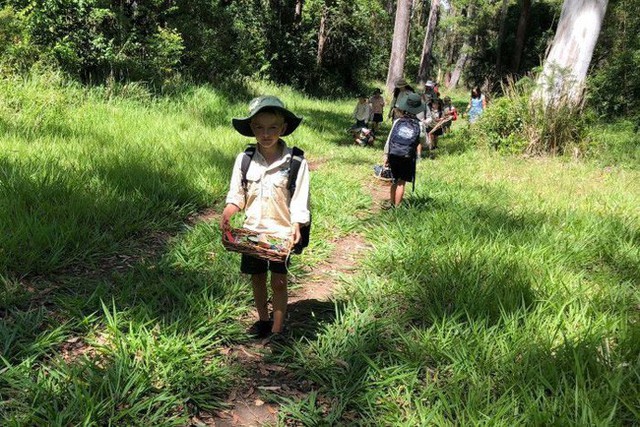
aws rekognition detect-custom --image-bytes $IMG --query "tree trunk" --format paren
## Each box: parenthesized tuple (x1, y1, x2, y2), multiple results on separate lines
(294, 0, 304, 26)
(316, 1, 332, 66)
(447, 4, 475, 89)
(510, 0, 531, 74)
(448, 43, 469, 89)
(536, 0, 608, 106)
(386, 0, 413, 95)
(417, 0, 440, 84)
(495, 0, 510, 74)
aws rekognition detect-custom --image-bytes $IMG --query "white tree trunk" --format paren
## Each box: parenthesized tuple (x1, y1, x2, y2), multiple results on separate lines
(385, 0, 413, 95)
(448, 42, 469, 89)
(536, 0, 608, 106)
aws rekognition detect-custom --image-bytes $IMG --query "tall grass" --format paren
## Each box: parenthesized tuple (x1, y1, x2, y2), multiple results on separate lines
(478, 76, 590, 156)
(1, 72, 638, 424)
(280, 150, 640, 425)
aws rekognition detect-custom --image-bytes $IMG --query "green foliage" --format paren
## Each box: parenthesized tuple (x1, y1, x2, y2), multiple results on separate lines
(589, 0, 640, 118)
(474, 75, 590, 155)
(1, 77, 639, 425)
(281, 149, 640, 425)
(0, 0, 395, 93)
(582, 120, 640, 169)
(480, 90, 528, 153)
(0, 6, 38, 74)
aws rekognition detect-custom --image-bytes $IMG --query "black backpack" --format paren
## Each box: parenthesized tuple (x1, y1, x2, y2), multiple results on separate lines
(387, 117, 421, 158)
(240, 145, 311, 254)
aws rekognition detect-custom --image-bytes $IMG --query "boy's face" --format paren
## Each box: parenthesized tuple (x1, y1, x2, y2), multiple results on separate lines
(250, 112, 287, 149)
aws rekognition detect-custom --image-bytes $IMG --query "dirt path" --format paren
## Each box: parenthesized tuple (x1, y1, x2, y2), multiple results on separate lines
(198, 177, 389, 427)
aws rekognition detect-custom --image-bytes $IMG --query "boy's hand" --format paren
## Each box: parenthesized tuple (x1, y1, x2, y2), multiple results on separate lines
(291, 223, 301, 245)
(220, 204, 240, 234)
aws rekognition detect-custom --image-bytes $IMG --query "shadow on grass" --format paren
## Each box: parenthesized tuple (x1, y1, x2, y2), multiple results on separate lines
(368, 177, 640, 327)
(0, 126, 236, 277)
(287, 299, 346, 341)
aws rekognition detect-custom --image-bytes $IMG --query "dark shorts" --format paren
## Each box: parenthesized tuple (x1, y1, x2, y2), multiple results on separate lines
(240, 254, 289, 275)
(388, 154, 415, 183)
(372, 113, 383, 123)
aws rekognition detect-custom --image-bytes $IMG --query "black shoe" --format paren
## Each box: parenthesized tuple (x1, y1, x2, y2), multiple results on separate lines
(247, 320, 273, 338)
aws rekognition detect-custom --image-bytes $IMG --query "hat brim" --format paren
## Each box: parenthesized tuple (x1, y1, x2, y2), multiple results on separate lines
(232, 106, 303, 137)
(396, 98, 424, 115)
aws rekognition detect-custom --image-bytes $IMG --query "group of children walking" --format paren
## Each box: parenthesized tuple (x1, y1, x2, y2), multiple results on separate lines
(362, 79, 459, 207)
(221, 82, 474, 345)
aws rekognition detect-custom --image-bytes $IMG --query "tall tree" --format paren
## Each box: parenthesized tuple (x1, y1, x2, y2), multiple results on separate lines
(536, 0, 608, 105)
(386, 0, 413, 94)
(448, 4, 475, 89)
(495, 0, 510, 74)
(417, 0, 440, 84)
(294, 0, 304, 26)
(510, 0, 531, 74)
(316, 0, 334, 66)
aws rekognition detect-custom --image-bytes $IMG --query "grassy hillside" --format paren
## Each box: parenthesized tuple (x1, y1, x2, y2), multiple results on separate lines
(0, 73, 638, 425)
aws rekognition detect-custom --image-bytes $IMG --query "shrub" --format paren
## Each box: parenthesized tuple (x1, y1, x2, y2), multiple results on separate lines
(478, 75, 589, 156)
(0, 6, 39, 74)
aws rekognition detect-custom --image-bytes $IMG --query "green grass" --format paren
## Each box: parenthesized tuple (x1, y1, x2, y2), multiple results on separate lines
(1, 72, 638, 425)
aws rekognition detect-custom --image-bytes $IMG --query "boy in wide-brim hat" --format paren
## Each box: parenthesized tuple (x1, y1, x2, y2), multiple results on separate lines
(389, 78, 415, 121)
(383, 92, 425, 206)
(221, 96, 310, 344)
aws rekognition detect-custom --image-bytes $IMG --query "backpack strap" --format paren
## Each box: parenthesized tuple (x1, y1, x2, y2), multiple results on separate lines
(240, 145, 256, 192)
(288, 146, 305, 195)
(241, 145, 304, 196)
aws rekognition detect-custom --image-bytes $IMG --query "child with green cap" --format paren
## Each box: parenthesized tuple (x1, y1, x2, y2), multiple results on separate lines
(220, 96, 310, 344)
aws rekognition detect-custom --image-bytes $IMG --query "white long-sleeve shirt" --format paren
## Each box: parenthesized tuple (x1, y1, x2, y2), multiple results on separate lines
(225, 142, 311, 240)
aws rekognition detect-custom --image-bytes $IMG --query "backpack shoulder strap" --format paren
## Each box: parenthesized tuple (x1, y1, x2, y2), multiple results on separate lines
(240, 145, 256, 191)
(288, 146, 305, 195)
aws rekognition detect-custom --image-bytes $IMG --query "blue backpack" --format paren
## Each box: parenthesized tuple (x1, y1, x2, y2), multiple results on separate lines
(388, 117, 421, 158)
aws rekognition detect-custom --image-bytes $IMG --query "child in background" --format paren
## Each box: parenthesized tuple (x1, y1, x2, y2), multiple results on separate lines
(221, 96, 311, 344)
(442, 96, 457, 134)
(423, 97, 444, 150)
(369, 88, 385, 133)
(383, 92, 425, 207)
(422, 80, 439, 104)
(467, 86, 486, 124)
(389, 79, 415, 121)
(353, 94, 371, 129)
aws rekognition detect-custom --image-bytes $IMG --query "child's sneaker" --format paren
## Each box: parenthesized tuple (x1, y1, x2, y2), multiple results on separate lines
(247, 320, 273, 339)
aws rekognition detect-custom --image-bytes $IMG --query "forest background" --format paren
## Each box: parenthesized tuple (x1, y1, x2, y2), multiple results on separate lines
(1, 0, 639, 425)
(1, 0, 638, 119)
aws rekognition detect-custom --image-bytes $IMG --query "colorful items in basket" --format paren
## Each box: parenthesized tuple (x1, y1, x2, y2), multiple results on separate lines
(246, 234, 288, 251)
(222, 228, 291, 262)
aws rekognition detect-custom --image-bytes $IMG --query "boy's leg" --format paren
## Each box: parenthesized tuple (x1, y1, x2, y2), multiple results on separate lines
(392, 180, 406, 206)
(270, 272, 288, 333)
(251, 273, 270, 322)
(390, 183, 396, 205)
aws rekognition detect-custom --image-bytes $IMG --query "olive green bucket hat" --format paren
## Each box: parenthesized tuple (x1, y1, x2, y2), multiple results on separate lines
(396, 92, 424, 115)
(232, 96, 303, 137)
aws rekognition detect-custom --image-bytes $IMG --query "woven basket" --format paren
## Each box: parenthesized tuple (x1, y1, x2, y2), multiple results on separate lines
(222, 228, 291, 262)
(373, 164, 393, 182)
